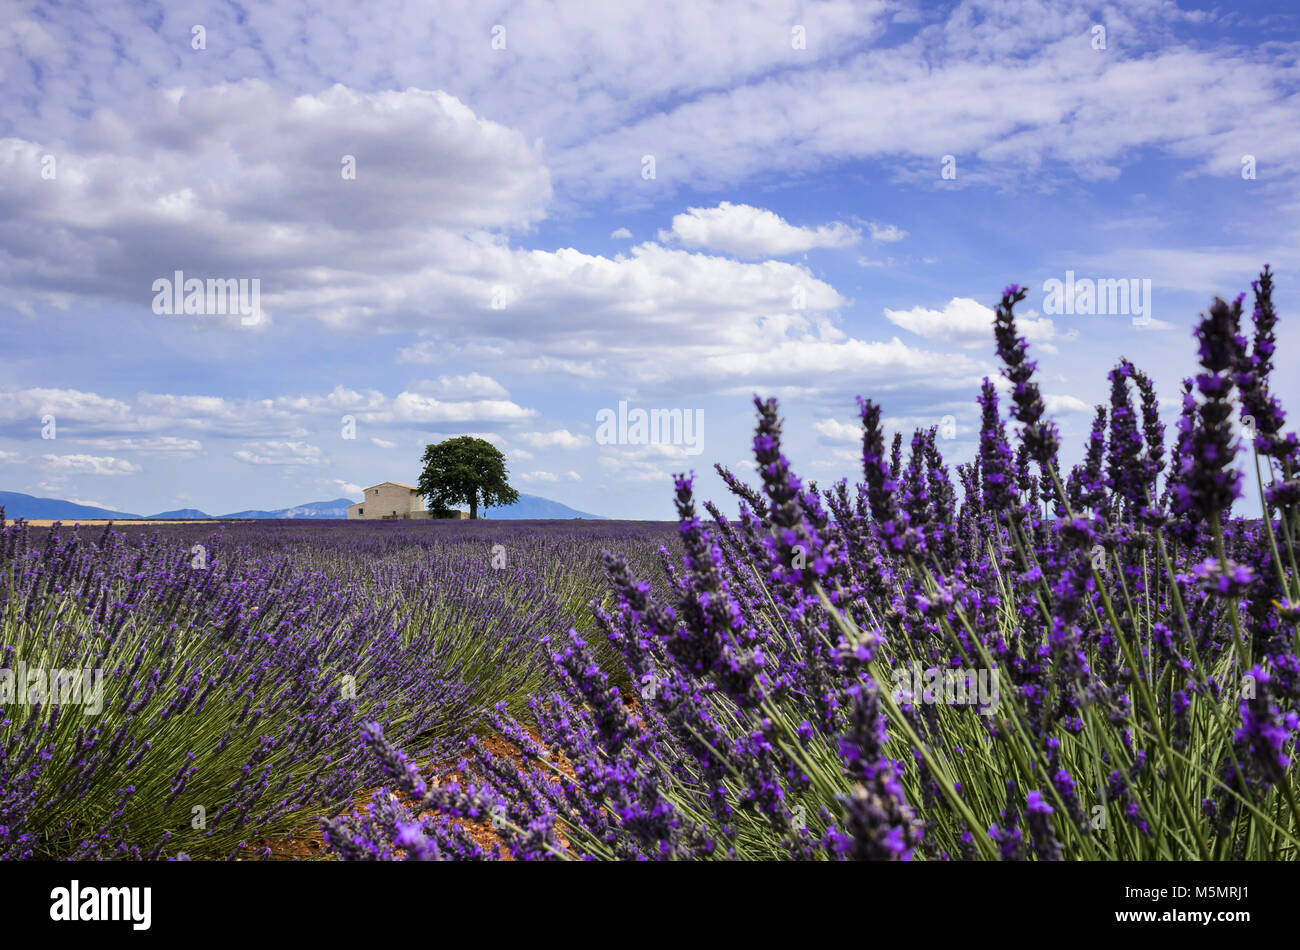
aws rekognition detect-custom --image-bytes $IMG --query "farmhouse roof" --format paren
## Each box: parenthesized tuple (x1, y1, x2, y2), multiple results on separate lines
(363, 481, 419, 491)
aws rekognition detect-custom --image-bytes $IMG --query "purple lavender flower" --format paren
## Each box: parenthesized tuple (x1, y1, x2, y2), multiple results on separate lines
(1172, 296, 1247, 520)
(1025, 791, 1062, 861)
(1191, 557, 1255, 599)
(835, 682, 922, 860)
(859, 398, 920, 554)
(993, 283, 1060, 468)
(1106, 360, 1145, 510)
(977, 379, 1019, 517)
(1233, 665, 1299, 789)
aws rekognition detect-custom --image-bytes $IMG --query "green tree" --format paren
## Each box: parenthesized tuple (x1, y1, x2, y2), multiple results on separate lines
(417, 436, 519, 520)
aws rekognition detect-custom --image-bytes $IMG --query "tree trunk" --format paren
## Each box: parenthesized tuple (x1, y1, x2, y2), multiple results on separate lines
(470, 494, 478, 520)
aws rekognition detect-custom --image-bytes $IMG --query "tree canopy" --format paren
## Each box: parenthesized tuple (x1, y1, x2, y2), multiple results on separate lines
(417, 436, 519, 520)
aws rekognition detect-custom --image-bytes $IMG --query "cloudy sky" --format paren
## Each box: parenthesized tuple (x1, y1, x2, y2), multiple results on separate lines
(2, 0, 1298, 519)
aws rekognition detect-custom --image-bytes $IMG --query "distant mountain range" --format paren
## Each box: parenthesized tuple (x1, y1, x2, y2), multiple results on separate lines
(0, 492, 145, 521)
(0, 490, 604, 521)
(220, 498, 357, 519)
(486, 493, 603, 520)
(147, 508, 214, 519)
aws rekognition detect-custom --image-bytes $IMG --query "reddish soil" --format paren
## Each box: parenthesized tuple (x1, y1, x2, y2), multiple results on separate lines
(242, 726, 573, 861)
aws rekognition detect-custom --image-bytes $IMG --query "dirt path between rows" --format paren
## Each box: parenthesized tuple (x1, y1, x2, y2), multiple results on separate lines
(243, 732, 569, 861)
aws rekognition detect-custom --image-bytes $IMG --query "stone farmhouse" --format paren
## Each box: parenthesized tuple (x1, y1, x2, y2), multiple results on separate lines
(346, 482, 469, 520)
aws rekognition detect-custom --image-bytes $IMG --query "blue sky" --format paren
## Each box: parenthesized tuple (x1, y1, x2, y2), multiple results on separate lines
(2, 0, 1299, 519)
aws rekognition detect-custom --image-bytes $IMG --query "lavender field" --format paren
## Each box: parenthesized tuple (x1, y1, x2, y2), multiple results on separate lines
(5, 271, 1299, 862)
(0, 517, 674, 859)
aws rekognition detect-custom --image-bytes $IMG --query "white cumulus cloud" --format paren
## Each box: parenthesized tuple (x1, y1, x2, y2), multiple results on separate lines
(41, 454, 140, 475)
(518, 429, 588, 449)
(883, 298, 1062, 354)
(233, 441, 324, 466)
(658, 202, 860, 258)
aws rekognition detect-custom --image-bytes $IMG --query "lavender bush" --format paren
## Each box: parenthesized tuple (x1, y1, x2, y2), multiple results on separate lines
(332, 266, 1300, 861)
